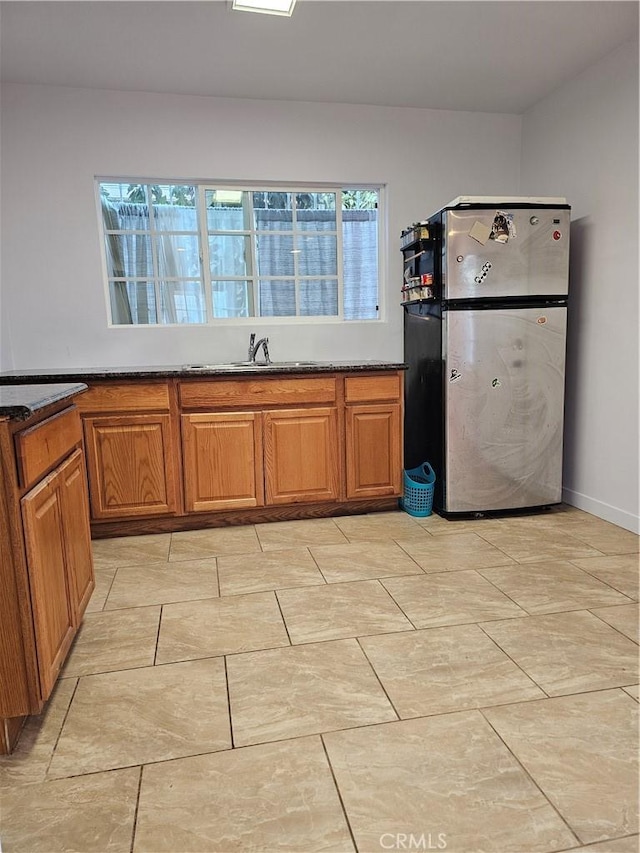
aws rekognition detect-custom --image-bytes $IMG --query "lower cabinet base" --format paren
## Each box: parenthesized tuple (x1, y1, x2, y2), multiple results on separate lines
(91, 498, 400, 539)
(1, 715, 26, 755)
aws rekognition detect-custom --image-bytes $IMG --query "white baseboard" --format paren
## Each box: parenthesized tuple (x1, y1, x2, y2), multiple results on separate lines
(562, 487, 640, 534)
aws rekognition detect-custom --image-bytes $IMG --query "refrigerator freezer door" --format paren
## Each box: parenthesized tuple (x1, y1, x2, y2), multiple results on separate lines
(444, 208, 570, 300)
(444, 306, 567, 513)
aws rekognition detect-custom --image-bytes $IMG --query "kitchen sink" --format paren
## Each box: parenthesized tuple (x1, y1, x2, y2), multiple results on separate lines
(266, 361, 322, 367)
(183, 361, 322, 371)
(183, 364, 240, 371)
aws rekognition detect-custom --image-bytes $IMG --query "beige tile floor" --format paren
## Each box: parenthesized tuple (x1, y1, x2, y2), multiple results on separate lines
(1, 507, 638, 853)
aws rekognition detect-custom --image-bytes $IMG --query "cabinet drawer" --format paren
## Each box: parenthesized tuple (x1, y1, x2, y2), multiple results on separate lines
(15, 407, 82, 490)
(74, 382, 170, 413)
(345, 374, 401, 403)
(180, 377, 337, 409)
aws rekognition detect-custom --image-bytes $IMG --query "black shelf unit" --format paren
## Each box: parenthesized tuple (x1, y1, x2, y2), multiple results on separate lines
(400, 220, 441, 304)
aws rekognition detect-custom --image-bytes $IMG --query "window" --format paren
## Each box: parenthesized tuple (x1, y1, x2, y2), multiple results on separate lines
(98, 181, 381, 325)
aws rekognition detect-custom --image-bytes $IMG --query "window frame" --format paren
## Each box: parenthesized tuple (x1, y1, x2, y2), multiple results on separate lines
(96, 178, 385, 328)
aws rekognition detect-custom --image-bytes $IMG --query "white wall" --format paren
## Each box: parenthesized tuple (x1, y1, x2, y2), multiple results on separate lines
(520, 37, 639, 533)
(0, 84, 521, 370)
(3, 63, 636, 532)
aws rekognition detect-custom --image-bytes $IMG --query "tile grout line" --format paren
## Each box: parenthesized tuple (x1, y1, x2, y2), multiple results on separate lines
(475, 557, 638, 613)
(478, 708, 582, 848)
(554, 834, 640, 852)
(566, 555, 639, 599)
(214, 555, 221, 597)
(376, 580, 421, 631)
(223, 655, 236, 749)
(252, 524, 263, 555)
(472, 567, 538, 613)
(25, 684, 627, 784)
(393, 535, 524, 576)
(355, 637, 401, 722)
(458, 529, 514, 557)
(475, 621, 552, 699)
(272, 590, 294, 646)
(306, 545, 331, 585)
(474, 607, 639, 695)
(558, 559, 638, 601)
(99, 594, 223, 614)
(11, 683, 637, 786)
(42, 676, 81, 780)
(128, 764, 144, 853)
(152, 605, 163, 666)
(39, 721, 399, 781)
(393, 537, 433, 572)
(468, 523, 610, 564)
(97, 565, 119, 612)
(219, 580, 326, 598)
(585, 606, 639, 646)
(556, 523, 630, 552)
(466, 543, 639, 614)
(534, 683, 640, 702)
(273, 575, 415, 632)
(319, 733, 360, 853)
(363, 577, 416, 629)
(222, 632, 406, 657)
(90, 595, 634, 667)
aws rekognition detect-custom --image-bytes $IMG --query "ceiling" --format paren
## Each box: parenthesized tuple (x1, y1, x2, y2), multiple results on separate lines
(1, 0, 638, 114)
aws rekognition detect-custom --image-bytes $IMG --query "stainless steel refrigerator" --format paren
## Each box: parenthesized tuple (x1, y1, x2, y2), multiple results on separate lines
(402, 196, 571, 516)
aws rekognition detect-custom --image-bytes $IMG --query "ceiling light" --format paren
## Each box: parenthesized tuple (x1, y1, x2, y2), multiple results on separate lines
(232, 0, 296, 16)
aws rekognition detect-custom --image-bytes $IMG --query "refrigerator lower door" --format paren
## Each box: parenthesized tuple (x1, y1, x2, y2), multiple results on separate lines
(444, 306, 567, 513)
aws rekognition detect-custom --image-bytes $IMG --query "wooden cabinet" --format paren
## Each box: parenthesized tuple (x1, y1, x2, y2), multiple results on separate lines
(21, 451, 90, 698)
(72, 369, 403, 533)
(182, 412, 264, 512)
(75, 381, 179, 522)
(83, 413, 178, 519)
(263, 407, 340, 504)
(346, 404, 402, 498)
(1, 400, 94, 753)
(20, 475, 75, 703)
(345, 376, 403, 499)
(59, 449, 95, 616)
(180, 377, 341, 511)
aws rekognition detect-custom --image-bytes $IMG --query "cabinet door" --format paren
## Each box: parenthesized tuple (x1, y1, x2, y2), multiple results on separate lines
(346, 404, 402, 498)
(263, 407, 339, 505)
(21, 474, 75, 699)
(59, 449, 95, 620)
(83, 414, 178, 519)
(181, 412, 264, 512)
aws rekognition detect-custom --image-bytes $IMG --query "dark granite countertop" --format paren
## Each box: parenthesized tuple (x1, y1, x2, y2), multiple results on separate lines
(0, 383, 88, 421)
(0, 360, 407, 382)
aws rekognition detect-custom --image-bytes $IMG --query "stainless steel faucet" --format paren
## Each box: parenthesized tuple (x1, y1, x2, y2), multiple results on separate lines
(248, 333, 271, 364)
